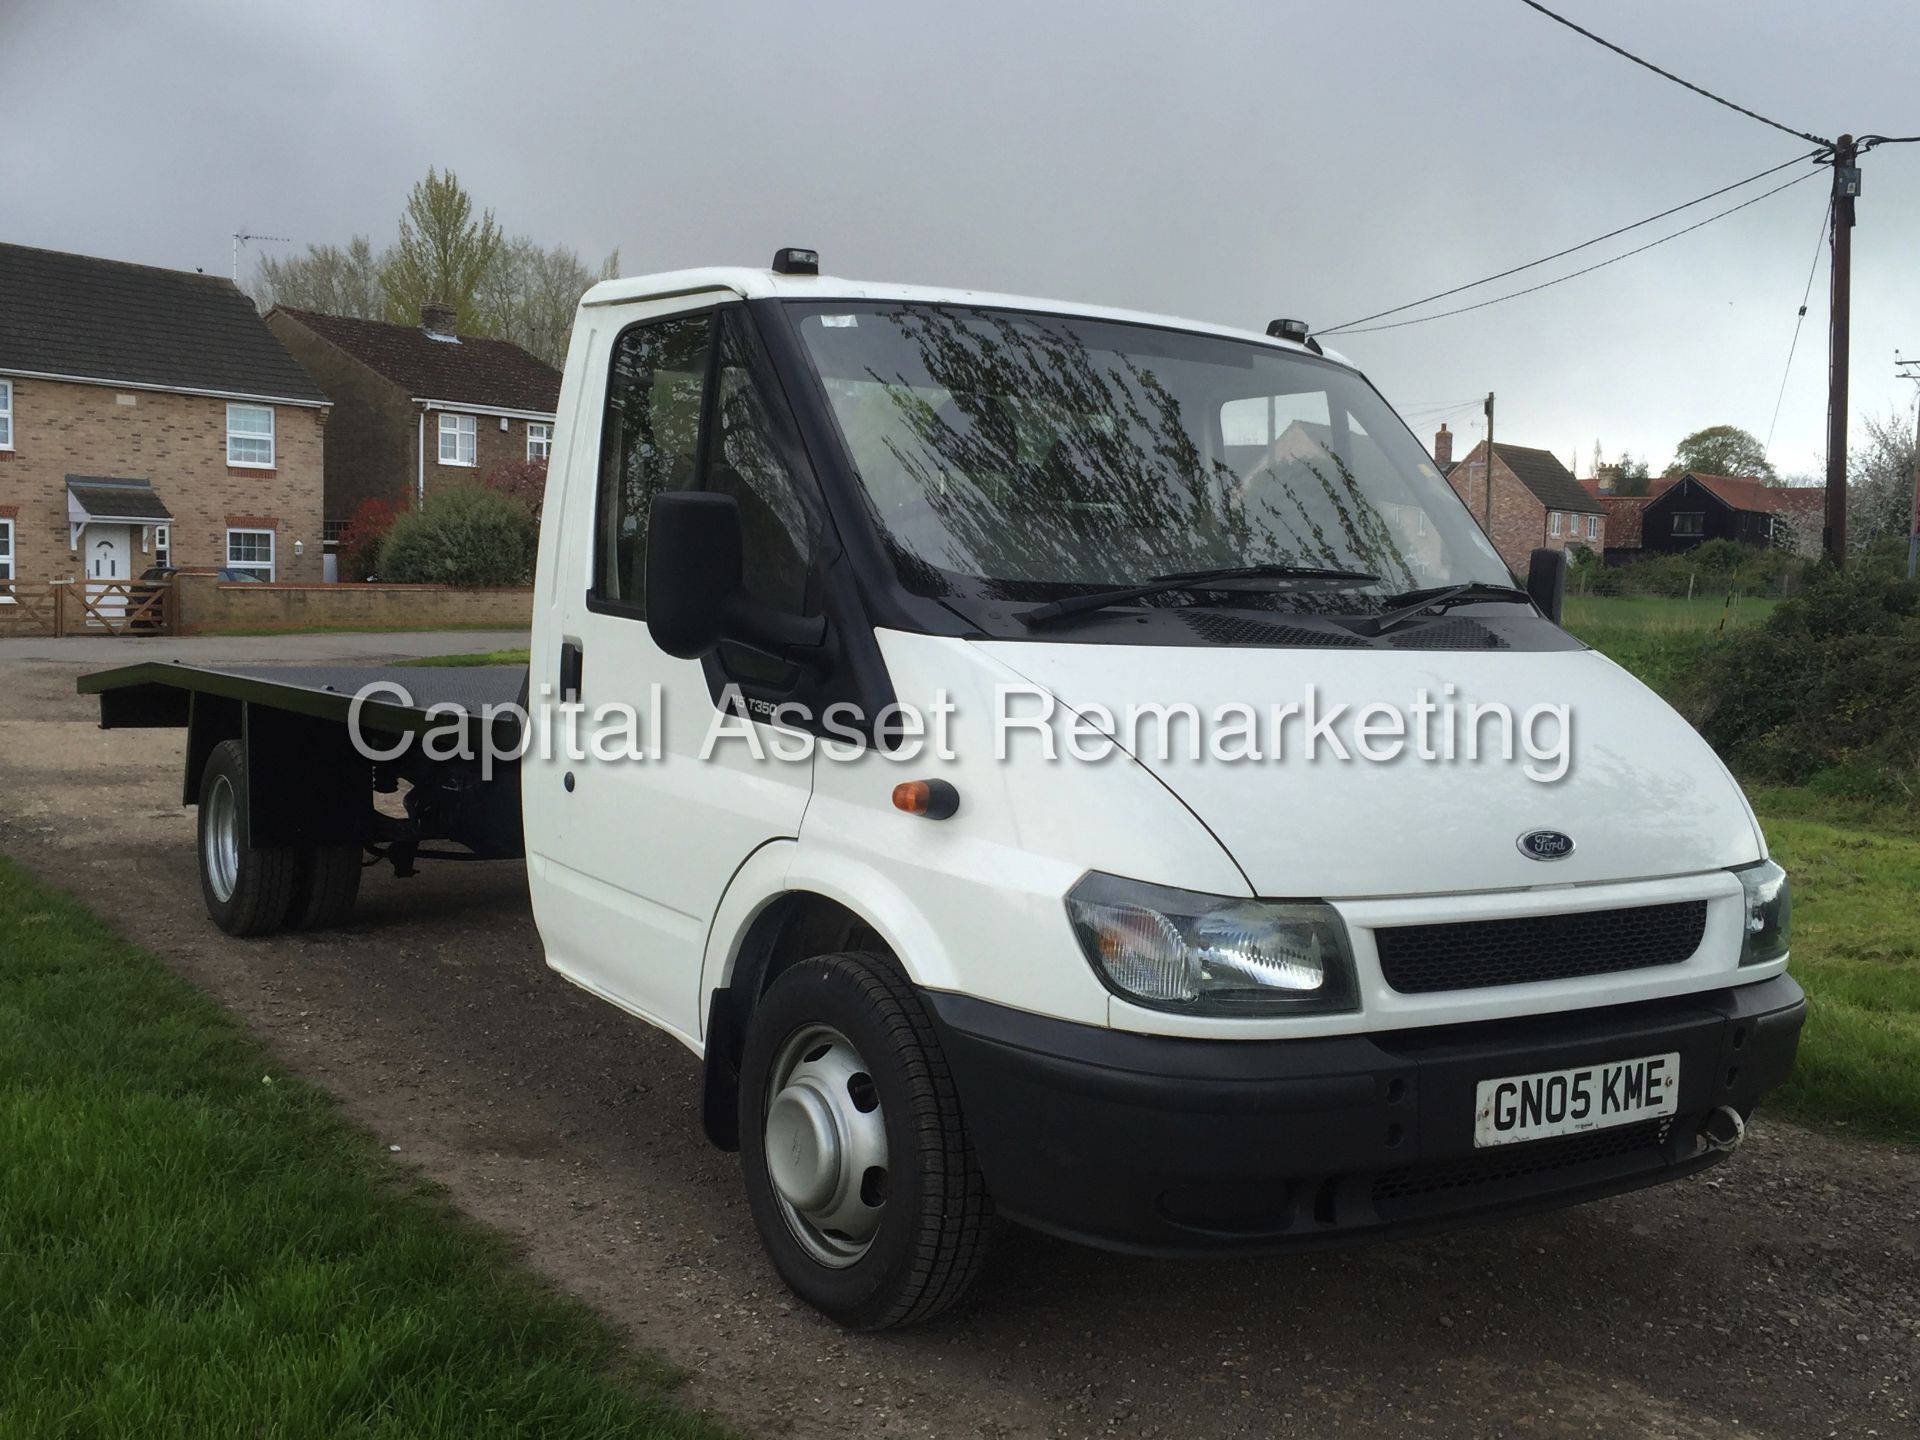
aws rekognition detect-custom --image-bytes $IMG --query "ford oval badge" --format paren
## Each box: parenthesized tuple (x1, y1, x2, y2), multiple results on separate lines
(1517, 829, 1576, 861)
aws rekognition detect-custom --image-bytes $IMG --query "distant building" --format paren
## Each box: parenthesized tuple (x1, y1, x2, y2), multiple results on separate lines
(1436, 427, 1605, 574)
(0, 242, 330, 595)
(265, 304, 561, 546)
(1579, 472, 1825, 562)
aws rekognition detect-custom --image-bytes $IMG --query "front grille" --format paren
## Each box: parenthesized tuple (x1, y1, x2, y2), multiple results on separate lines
(1372, 1120, 1671, 1208)
(1374, 900, 1708, 993)
(1385, 617, 1510, 650)
(1179, 610, 1363, 647)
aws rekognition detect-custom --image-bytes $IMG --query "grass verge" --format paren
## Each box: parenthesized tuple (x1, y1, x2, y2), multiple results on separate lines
(0, 856, 732, 1439)
(197, 623, 530, 638)
(1561, 594, 1774, 700)
(1756, 802, 1920, 1148)
(398, 648, 533, 668)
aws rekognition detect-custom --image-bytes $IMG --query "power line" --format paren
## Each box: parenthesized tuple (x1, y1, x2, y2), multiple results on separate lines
(1331, 169, 1823, 336)
(1763, 198, 1831, 462)
(1516, 1, 1832, 148)
(1318, 151, 1817, 334)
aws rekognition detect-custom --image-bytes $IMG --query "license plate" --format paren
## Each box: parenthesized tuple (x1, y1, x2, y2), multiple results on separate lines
(1473, 1052, 1679, 1148)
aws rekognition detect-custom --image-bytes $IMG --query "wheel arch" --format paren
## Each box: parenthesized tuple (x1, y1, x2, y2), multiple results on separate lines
(697, 846, 957, 1151)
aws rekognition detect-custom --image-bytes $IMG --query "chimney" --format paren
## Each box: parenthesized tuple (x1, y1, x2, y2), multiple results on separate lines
(1433, 422, 1453, 468)
(420, 302, 458, 340)
(1595, 463, 1622, 494)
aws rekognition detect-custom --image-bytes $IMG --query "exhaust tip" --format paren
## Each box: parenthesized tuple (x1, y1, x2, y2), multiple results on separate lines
(1699, 1105, 1746, 1154)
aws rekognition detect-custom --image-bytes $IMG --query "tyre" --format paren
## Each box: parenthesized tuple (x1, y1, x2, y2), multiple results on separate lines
(288, 844, 363, 930)
(197, 739, 299, 937)
(738, 952, 992, 1329)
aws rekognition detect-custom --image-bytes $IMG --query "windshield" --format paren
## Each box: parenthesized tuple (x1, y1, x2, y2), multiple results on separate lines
(789, 303, 1511, 606)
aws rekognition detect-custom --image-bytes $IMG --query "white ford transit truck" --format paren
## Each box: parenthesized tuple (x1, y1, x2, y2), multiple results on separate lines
(84, 250, 1804, 1329)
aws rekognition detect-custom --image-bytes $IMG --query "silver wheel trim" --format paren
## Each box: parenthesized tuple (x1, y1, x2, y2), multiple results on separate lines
(764, 1023, 889, 1268)
(203, 773, 241, 903)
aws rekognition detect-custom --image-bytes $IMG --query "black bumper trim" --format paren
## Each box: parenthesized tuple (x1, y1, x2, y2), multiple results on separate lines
(924, 975, 1806, 1257)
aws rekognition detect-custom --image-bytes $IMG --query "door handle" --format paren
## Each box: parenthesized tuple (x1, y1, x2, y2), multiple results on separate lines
(559, 639, 584, 703)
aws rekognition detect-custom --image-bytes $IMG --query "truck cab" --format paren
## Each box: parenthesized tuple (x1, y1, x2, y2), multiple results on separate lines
(518, 253, 1804, 1328)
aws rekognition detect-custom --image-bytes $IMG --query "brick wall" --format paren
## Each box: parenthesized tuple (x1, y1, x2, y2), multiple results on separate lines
(172, 572, 532, 632)
(0, 378, 327, 583)
(1446, 442, 1604, 575)
(265, 312, 415, 526)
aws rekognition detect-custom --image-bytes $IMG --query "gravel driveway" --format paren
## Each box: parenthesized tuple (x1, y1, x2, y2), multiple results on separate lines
(1, 645, 1914, 1440)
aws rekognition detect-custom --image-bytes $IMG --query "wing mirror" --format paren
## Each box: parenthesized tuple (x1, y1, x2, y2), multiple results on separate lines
(645, 492, 829, 662)
(1527, 546, 1568, 624)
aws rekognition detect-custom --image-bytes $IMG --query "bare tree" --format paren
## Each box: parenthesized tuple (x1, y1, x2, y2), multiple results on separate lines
(477, 240, 620, 367)
(252, 235, 388, 317)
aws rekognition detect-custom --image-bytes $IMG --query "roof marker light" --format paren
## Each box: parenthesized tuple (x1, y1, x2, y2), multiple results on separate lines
(772, 247, 820, 275)
(1267, 318, 1310, 342)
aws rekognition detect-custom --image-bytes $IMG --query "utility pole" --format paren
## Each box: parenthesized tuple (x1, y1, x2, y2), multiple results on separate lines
(1483, 392, 1496, 528)
(1900, 353, 1920, 580)
(1823, 137, 1860, 566)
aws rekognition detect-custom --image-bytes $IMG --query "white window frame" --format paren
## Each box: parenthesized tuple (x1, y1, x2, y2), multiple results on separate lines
(1549, 511, 1562, 537)
(225, 528, 275, 581)
(0, 517, 14, 597)
(0, 379, 12, 450)
(439, 412, 477, 466)
(1586, 514, 1598, 541)
(526, 421, 552, 462)
(153, 524, 171, 568)
(226, 403, 275, 468)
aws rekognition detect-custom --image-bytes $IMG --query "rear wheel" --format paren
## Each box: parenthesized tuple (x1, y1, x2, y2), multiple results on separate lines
(288, 844, 363, 930)
(197, 739, 298, 937)
(738, 952, 992, 1329)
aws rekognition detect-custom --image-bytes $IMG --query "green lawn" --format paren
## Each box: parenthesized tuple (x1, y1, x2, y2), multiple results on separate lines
(0, 856, 733, 1440)
(198, 623, 529, 638)
(1758, 804, 1920, 1147)
(398, 648, 532, 668)
(1561, 593, 1776, 699)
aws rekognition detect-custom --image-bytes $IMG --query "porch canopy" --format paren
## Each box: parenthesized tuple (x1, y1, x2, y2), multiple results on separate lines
(67, 476, 173, 549)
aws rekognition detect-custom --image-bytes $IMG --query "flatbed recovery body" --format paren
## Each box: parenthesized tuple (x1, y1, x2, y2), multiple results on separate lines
(81, 660, 528, 863)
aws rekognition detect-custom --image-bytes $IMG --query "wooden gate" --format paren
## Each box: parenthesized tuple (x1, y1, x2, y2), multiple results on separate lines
(0, 580, 172, 637)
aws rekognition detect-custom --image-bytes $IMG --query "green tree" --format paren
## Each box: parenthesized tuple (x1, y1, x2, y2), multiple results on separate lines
(380, 168, 503, 331)
(252, 235, 388, 318)
(1667, 425, 1776, 481)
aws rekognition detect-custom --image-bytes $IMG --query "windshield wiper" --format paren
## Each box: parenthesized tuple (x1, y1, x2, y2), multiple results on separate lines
(1369, 581, 1534, 635)
(1019, 564, 1380, 629)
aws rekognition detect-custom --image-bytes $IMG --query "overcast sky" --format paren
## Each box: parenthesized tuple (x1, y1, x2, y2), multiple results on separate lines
(5, 0, 1916, 478)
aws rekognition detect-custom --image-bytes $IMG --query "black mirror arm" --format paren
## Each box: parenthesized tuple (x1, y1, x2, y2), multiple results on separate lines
(720, 595, 834, 670)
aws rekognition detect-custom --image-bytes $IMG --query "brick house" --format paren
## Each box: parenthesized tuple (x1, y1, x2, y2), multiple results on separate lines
(0, 242, 330, 597)
(1580, 473, 1825, 563)
(264, 305, 561, 554)
(1434, 424, 1605, 575)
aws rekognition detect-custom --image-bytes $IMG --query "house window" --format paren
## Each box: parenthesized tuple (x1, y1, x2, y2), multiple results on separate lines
(439, 413, 477, 466)
(0, 518, 13, 593)
(0, 379, 12, 449)
(1585, 514, 1598, 541)
(153, 525, 170, 568)
(1549, 511, 1562, 537)
(1672, 511, 1705, 538)
(226, 528, 275, 580)
(527, 422, 552, 462)
(226, 404, 275, 467)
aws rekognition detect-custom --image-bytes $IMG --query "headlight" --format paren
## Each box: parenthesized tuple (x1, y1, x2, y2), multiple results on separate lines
(1065, 872, 1358, 1015)
(1733, 859, 1791, 966)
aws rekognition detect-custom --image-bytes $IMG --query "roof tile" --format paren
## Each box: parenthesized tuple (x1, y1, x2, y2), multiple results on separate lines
(273, 307, 560, 414)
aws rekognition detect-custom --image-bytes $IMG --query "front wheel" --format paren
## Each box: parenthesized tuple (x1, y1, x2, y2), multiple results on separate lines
(738, 952, 992, 1329)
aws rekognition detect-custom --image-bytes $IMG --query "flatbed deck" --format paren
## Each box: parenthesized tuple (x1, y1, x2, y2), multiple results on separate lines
(80, 661, 528, 744)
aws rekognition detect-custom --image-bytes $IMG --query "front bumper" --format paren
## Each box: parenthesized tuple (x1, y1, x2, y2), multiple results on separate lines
(926, 974, 1805, 1256)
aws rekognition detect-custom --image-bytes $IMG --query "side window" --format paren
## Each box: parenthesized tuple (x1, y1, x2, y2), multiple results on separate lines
(592, 311, 713, 612)
(706, 311, 816, 615)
